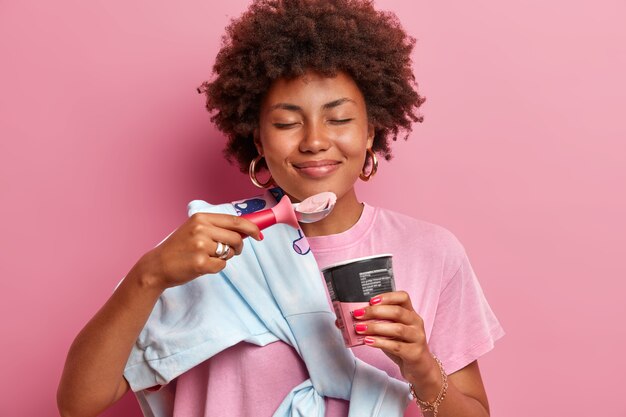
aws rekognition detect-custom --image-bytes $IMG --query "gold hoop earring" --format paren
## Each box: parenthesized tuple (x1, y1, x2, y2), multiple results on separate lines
(249, 155, 274, 188)
(359, 148, 378, 182)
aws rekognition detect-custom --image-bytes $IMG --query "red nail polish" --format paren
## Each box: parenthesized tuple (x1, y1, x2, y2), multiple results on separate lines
(355, 323, 367, 333)
(259, 231, 264, 240)
(363, 336, 375, 345)
(352, 308, 365, 318)
(370, 296, 382, 305)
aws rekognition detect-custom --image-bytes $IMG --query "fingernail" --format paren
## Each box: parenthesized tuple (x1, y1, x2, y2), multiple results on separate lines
(258, 231, 264, 240)
(370, 296, 382, 305)
(352, 308, 365, 318)
(355, 323, 367, 333)
(363, 336, 375, 345)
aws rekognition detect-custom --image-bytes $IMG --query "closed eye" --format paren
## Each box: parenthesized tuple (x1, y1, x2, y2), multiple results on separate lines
(329, 118, 353, 124)
(273, 123, 299, 129)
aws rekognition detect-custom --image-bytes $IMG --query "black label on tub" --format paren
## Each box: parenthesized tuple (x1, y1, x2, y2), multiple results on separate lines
(359, 268, 394, 297)
(322, 256, 395, 302)
(324, 273, 338, 301)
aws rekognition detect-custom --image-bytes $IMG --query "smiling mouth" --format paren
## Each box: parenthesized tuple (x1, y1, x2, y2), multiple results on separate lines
(293, 160, 340, 169)
(292, 160, 341, 178)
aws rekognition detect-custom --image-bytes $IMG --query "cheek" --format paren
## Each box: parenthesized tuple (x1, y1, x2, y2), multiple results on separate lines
(258, 129, 287, 158)
(336, 133, 369, 160)
(263, 140, 292, 161)
(339, 123, 369, 147)
(261, 141, 295, 177)
(262, 149, 284, 175)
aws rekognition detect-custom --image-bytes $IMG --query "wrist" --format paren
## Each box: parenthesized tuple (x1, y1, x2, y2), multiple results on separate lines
(409, 355, 448, 417)
(128, 255, 168, 294)
(406, 355, 440, 398)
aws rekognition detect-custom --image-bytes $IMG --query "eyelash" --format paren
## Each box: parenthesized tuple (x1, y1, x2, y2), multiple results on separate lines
(329, 118, 353, 124)
(273, 123, 297, 129)
(272, 119, 353, 129)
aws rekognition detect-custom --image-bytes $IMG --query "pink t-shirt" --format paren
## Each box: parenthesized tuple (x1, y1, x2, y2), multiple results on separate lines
(168, 204, 504, 417)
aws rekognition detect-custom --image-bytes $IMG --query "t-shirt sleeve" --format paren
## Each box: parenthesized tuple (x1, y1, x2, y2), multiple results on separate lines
(427, 249, 505, 374)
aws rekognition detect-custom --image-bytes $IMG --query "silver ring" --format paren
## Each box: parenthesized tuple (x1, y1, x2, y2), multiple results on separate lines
(219, 244, 231, 260)
(215, 242, 231, 259)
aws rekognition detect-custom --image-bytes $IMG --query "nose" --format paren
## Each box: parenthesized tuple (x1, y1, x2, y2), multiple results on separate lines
(299, 121, 331, 153)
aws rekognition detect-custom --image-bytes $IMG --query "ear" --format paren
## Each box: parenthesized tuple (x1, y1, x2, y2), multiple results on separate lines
(253, 128, 264, 155)
(366, 123, 375, 149)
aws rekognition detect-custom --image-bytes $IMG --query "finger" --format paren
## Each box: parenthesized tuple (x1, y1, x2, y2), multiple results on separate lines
(212, 241, 236, 262)
(201, 258, 228, 275)
(362, 336, 424, 362)
(369, 291, 414, 311)
(354, 321, 422, 344)
(353, 304, 422, 326)
(186, 222, 244, 257)
(191, 213, 263, 240)
(209, 228, 247, 256)
(189, 252, 227, 277)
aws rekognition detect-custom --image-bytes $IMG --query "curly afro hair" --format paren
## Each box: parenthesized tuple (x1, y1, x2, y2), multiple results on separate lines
(198, 0, 425, 173)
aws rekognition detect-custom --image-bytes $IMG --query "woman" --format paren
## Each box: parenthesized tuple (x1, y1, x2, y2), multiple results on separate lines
(58, 1, 503, 416)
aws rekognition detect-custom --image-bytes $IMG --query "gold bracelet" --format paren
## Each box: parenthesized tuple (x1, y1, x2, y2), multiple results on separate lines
(409, 355, 448, 417)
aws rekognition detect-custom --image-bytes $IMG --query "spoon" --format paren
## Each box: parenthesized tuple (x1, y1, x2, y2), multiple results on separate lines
(240, 192, 337, 233)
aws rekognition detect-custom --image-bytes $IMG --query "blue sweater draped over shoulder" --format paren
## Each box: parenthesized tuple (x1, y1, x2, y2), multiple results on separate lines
(124, 191, 409, 416)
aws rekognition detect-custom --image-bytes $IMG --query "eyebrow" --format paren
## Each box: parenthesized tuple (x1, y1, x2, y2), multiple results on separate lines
(268, 97, 355, 112)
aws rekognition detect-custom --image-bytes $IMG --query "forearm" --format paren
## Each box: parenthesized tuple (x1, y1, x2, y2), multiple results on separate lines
(57, 258, 164, 417)
(408, 360, 489, 417)
(414, 380, 489, 417)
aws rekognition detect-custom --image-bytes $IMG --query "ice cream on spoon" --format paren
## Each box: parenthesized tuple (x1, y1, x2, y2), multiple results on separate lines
(292, 191, 337, 223)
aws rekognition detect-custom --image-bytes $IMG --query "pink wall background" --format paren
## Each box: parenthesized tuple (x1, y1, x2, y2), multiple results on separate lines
(1, 1, 625, 416)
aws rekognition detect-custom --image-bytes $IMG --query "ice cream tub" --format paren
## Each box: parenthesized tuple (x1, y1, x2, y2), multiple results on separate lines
(322, 254, 395, 347)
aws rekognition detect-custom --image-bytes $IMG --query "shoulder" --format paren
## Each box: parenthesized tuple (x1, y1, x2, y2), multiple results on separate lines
(373, 206, 465, 248)
(371, 205, 468, 269)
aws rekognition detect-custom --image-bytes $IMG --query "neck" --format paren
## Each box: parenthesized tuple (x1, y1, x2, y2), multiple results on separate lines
(298, 188, 363, 237)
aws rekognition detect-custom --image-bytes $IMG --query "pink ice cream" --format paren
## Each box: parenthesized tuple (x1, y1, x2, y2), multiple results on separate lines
(296, 192, 337, 214)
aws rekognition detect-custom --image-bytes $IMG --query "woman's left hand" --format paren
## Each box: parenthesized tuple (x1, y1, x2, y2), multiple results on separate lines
(352, 291, 438, 384)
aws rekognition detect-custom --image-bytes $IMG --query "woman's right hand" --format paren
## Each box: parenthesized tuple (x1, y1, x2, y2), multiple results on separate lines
(135, 212, 263, 290)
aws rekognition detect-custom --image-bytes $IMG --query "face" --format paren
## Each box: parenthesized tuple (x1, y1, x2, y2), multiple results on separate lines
(255, 71, 374, 203)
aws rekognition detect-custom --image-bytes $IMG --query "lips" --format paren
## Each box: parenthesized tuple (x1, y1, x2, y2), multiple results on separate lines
(293, 160, 340, 168)
(292, 160, 341, 178)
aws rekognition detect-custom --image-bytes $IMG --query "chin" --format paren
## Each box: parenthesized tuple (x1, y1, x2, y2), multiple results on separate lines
(296, 187, 354, 206)
(277, 173, 356, 202)
(281, 185, 332, 203)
